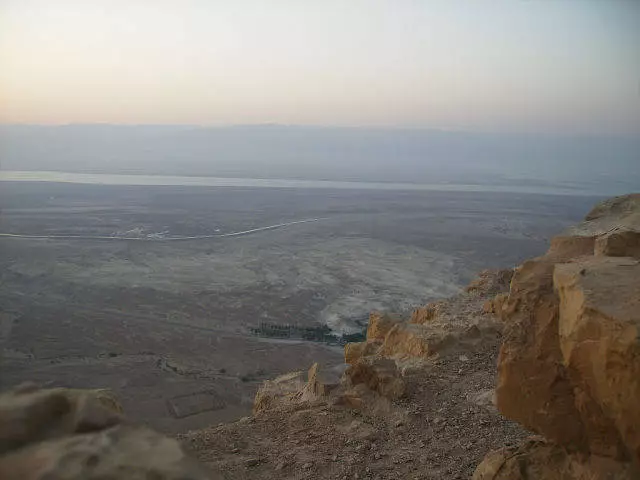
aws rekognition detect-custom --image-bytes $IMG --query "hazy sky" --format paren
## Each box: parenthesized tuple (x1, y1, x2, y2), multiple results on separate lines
(1, 1, 639, 134)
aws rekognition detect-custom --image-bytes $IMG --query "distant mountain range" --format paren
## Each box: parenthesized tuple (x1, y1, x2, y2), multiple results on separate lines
(1, 124, 638, 195)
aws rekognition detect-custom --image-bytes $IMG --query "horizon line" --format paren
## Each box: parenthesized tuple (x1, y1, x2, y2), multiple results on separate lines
(1, 122, 638, 139)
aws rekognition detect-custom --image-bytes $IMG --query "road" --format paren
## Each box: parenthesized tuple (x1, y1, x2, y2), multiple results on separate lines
(0, 217, 325, 241)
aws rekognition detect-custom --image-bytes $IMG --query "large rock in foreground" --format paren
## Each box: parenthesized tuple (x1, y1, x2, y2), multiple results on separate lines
(496, 256, 589, 449)
(0, 385, 216, 479)
(490, 194, 640, 473)
(0, 386, 124, 455)
(555, 257, 640, 462)
(0, 425, 214, 480)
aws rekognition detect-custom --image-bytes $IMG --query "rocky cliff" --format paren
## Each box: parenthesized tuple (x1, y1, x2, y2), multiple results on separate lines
(2, 194, 638, 480)
(475, 193, 640, 479)
(179, 267, 524, 479)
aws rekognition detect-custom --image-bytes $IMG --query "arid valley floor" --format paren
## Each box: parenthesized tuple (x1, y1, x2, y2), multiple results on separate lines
(0, 182, 602, 433)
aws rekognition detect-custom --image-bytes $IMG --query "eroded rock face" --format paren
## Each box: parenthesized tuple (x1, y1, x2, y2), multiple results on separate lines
(555, 257, 640, 462)
(366, 312, 403, 341)
(344, 270, 508, 366)
(595, 229, 640, 258)
(0, 386, 215, 479)
(344, 357, 406, 400)
(382, 323, 455, 358)
(304, 363, 347, 398)
(488, 193, 640, 473)
(253, 363, 351, 414)
(344, 340, 381, 365)
(253, 371, 306, 414)
(496, 257, 587, 449)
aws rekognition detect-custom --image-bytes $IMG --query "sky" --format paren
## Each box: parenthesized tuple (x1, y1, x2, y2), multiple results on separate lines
(1, 0, 639, 135)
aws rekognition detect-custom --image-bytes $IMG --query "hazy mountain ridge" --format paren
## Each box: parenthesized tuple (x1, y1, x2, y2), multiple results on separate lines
(2, 125, 638, 194)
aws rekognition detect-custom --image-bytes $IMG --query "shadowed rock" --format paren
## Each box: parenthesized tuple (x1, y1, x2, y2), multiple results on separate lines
(0, 386, 217, 479)
(344, 357, 405, 400)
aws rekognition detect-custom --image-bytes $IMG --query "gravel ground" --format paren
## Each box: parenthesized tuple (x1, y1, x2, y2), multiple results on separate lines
(180, 275, 529, 480)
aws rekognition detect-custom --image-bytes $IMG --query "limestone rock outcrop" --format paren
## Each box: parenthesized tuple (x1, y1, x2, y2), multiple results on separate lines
(495, 256, 588, 449)
(344, 340, 381, 365)
(343, 357, 406, 400)
(554, 257, 640, 462)
(304, 362, 347, 398)
(0, 385, 215, 479)
(381, 322, 454, 357)
(343, 271, 508, 366)
(366, 312, 403, 341)
(595, 228, 640, 258)
(477, 193, 640, 478)
(253, 370, 306, 414)
(253, 362, 373, 416)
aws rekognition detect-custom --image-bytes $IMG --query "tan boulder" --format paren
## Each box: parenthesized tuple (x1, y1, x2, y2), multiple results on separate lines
(473, 438, 639, 480)
(344, 357, 405, 400)
(547, 235, 596, 258)
(381, 323, 451, 358)
(0, 386, 215, 479)
(366, 312, 403, 341)
(344, 340, 381, 364)
(254, 363, 349, 413)
(0, 386, 123, 455)
(410, 303, 440, 324)
(381, 320, 491, 359)
(595, 229, 640, 258)
(495, 194, 640, 460)
(0, 425, 215, 480)
(253, 370, 306, 414)
(496, 257, 587, 448)
(304, 362, 346, 398)
(555, 257, 640, 462)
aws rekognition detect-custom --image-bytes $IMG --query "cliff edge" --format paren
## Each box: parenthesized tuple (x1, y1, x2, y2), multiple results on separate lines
(475, 193, 640, 479)
(180, 267, 523, 479)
